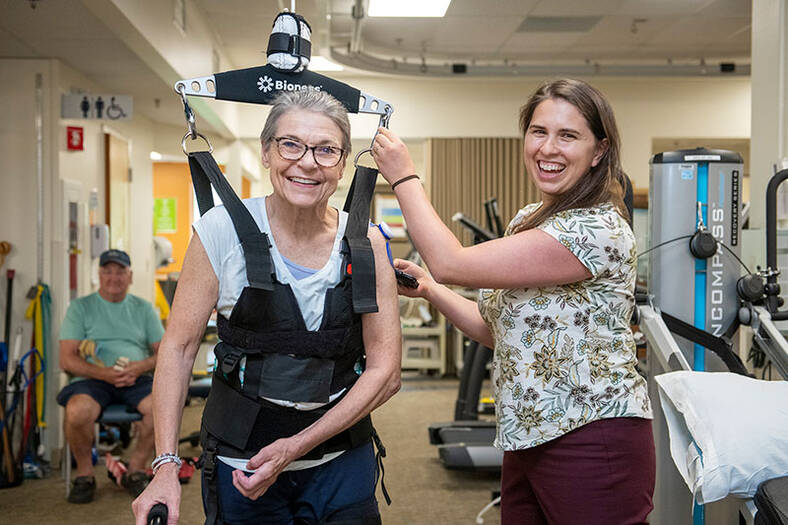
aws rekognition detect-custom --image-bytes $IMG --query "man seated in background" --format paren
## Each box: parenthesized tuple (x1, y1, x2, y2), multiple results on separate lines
(57, 249, 164, 503)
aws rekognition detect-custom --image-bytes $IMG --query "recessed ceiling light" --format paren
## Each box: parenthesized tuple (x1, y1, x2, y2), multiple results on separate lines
(368, 0, 451, 18)
(310, 56, 344, 71)
(149, 151, 163, 161)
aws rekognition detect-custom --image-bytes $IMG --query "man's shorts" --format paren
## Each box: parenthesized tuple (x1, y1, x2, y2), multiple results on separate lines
(56, 375, 153, 412)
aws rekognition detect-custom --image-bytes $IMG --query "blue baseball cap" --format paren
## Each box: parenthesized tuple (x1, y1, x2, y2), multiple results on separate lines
(99, 249, 131, 267)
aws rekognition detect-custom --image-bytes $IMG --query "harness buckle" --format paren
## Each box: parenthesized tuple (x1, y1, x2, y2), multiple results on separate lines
(220, 348, 243, 375)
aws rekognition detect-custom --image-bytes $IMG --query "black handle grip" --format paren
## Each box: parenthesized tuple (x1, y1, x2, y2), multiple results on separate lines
(395, 269, 419, 289)
(147, 503, 168, 525)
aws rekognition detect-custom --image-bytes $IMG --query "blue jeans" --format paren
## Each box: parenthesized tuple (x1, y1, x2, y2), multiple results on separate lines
(205, 442, 380, 524)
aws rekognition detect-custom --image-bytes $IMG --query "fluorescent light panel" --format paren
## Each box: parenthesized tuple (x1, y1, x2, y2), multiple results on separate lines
(310, 56, 344, 71)
(368, 0, 451, 17)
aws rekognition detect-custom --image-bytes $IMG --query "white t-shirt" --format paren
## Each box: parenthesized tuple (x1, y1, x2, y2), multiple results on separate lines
(193, 196, 350, 470)
(193, 196, 348, 330)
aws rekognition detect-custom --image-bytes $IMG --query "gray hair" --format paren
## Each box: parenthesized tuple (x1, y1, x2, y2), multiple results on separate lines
(259, 89, 352, 155)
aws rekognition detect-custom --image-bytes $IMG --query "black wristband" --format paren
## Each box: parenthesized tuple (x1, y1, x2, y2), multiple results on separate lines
(391, 174, 420, 190)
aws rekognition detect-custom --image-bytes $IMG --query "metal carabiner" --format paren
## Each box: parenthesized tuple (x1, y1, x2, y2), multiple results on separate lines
(175, 82, 198, 140)
(354, 104, 394, 168)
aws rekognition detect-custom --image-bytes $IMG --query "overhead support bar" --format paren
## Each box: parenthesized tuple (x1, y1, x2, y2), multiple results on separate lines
(174, 66, 392, 117)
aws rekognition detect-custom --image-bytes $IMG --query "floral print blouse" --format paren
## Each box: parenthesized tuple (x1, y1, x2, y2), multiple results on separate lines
(478, 202, 652, 451)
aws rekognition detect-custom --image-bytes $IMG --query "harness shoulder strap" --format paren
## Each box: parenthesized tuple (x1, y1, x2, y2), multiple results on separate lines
(188, 151, 274, 290)
(342, 165, 379, 314)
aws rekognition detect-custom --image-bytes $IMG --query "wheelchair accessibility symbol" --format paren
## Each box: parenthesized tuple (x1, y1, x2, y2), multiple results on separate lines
(106, 97, 127, 120)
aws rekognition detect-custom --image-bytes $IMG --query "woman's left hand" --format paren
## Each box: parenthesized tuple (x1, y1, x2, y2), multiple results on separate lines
(371, 127, 416, 186)
(231, 438, 299, 500)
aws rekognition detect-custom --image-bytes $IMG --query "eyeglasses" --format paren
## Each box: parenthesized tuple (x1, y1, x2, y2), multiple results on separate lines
(272, 137, 345, 167)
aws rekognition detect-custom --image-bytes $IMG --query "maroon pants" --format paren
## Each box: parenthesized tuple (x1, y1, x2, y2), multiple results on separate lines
(501, 417, 655, 525)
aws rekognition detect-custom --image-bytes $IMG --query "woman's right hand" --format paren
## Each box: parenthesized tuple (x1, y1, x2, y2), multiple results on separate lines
(393, 259, 434, 298)
(372, 127, 416, 186)
(132, 464, 181, 525)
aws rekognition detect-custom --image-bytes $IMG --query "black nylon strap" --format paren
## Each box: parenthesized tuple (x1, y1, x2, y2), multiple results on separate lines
(199, 430, 220, 525)
(188, 152, 274, 290)
(217, 316, 349, 358)
(190, 161, 214, 217)
(342, 165, 379, 314)
(661, 311, 750, 376)
(371, 429, 391, 505)
(267, 32, 312, 59)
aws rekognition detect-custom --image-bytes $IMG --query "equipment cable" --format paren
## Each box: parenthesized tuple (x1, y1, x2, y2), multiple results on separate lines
(637, 234, 752, 274)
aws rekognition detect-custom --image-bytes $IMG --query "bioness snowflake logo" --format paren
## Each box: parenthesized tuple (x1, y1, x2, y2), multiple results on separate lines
(257, 75, 322, 94)
(258, 75, 274, 93)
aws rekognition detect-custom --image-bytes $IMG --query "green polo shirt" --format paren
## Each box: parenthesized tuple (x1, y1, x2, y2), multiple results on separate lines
(59, 292, 164, 382)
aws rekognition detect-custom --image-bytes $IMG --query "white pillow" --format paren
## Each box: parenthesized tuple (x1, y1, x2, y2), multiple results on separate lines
(655, 371, 788, 504)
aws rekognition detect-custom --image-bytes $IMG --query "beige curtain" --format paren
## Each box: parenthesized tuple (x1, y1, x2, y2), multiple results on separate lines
(428, 138, 539, 244)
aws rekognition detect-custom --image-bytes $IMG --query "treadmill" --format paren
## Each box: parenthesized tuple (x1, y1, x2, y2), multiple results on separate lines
(427, 199, 504, 470)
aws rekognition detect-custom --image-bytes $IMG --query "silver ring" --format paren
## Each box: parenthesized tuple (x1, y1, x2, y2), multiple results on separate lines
(181, 131, 214, 155)
(354, 147, 372, 167)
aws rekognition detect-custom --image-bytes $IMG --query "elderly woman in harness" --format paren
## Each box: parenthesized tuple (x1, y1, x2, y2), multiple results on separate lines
(132, 89, 402, 525)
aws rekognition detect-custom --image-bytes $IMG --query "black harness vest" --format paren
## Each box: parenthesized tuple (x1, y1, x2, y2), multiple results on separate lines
(189, 149, 392, 525)
(202, 251, 374, 460)
(187, 151, 381, 462)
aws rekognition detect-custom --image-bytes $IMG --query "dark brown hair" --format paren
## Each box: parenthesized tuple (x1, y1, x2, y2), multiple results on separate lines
(513, 78, 628, 233)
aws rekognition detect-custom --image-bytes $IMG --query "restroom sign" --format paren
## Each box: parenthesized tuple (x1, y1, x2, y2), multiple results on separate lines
(66, 126, 84, 151)
(61, 94, 133, 121)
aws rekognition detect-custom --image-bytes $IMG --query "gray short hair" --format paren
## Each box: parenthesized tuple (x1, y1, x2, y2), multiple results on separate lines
(259, 90, 352, 155)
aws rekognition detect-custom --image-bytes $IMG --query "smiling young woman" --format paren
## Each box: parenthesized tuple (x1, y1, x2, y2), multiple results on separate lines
(371, 78, 654, 525)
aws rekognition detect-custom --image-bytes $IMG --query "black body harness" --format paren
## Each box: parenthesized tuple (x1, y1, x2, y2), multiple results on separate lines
(173, 12, 394, 524)
(190, 153, 388, 524)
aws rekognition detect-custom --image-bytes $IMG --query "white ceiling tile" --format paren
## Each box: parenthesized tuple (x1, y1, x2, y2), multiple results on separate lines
(529, 0, 627, 17)
(572, 16, 675, 48)
(695, 0, 752, 18)
(646, 17, 751, 48)
(361, 18, 444, 53)
(433, 17, 524, 53)
(617, 0, 714, 16)
(446, 0, 540, 16)
(503, 31, 584, 52)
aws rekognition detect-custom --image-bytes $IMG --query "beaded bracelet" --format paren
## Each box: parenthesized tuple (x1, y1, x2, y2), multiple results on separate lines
(151, 452, 182, 474)
(391, 174, 420, 190)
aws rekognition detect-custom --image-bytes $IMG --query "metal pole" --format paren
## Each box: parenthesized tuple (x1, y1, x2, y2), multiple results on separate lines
(35, 73, 44, 284)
